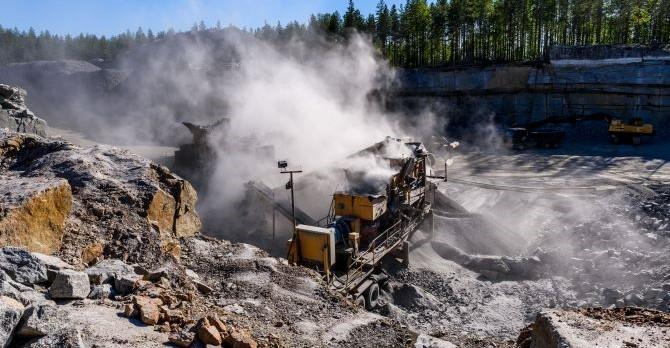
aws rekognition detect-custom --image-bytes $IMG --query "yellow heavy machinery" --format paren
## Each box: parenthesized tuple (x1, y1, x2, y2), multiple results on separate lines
(287, 138, 433, 309)
(608, 118, 654, 144)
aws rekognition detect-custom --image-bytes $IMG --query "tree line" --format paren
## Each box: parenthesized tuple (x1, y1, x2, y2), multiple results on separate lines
(1, 0, 669, 67)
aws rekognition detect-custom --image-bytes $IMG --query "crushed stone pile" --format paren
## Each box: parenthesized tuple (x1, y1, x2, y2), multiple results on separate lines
(372, 152, 670, 347)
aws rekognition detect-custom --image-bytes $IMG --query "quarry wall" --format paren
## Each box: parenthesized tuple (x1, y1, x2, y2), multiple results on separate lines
(394, 55, 670, 135)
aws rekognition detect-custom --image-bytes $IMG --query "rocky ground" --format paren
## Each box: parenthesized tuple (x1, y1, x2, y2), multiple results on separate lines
(1, 81, 669, 347)
(370, 147, 670, 347)
(518, 307, 670, 347)
(0, 84, 415, 347)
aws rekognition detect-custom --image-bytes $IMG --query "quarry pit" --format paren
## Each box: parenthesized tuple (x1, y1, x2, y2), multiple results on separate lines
(0, 35, 669, 348)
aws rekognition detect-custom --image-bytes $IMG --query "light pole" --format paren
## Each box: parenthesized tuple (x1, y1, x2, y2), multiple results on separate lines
(432, 136, 459, 182)
(278, 160, 302, 235)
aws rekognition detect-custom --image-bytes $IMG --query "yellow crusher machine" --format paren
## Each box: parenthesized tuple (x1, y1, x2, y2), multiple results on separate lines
(287, 139, 433, 309)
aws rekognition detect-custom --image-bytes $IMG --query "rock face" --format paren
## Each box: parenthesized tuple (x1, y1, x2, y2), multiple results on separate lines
(0, 176, 72, 255)
(395, 56, 670, 137)
(0, 129, 201, 266)
(0, 84, 47, 137)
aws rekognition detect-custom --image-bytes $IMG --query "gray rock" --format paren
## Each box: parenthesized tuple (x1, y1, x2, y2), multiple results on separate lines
(615, 298, 626, 308)
(49, 270, 90, 300)
(624, 293, 645, 306)
(662, 283, 670, 292)
(0, 295, 25, 348)
(85, 259, 135, 285)
(113, 274, 138, 295)
(0, 248, 49, 285)
(88, 284, 112, 300)
(0, 270, 27, 300)
(602, 288, 622, 305)
(30, 253, 74, 284)
(23, 328, 85, 348)
(0, 271, 52, 306)
(0, 84, 47, 137)
(644, 288, 664, 301)
(17, 304, 67, 337)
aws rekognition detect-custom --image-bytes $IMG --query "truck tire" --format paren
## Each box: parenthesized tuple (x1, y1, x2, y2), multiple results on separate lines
(365, 283, 379, 310)
(610, 134, 619, 144)
(633, 136, 641, 145)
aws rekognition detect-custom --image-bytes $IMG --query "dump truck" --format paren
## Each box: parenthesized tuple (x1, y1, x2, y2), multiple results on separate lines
(286, 138, 433, 309)
(507, 127, 566, 150)
(608, 118, 654, 144)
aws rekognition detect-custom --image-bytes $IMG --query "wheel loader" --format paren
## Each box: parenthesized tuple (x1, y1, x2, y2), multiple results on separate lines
(608, 118, 654, 145)
(286, 138, 433, 310)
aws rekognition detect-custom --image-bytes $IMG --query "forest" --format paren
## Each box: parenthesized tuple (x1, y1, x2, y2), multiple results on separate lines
(1, 0, 669, 67)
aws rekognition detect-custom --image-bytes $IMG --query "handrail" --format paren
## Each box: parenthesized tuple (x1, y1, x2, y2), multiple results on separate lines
(315, 197, 335, 227)
(340, 218, 408, 289)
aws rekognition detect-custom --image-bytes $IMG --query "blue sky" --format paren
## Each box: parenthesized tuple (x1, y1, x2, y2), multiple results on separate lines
(0, 0, 406, 37)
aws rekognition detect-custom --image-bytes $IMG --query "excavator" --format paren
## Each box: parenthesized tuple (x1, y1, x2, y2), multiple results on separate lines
(286, 138, 434, 309)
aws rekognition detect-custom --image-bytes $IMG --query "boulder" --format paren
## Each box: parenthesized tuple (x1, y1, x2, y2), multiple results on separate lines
(49, 270, 90, 299)
(0, 129, 201, 267)
(224, 328, 258, 348)
(0, 248, 49, 285)
(18, 304, 67, 337)
(0, 177, 72, 254)
(29, 252, 74, 283)
(22, 328, 85, 348)
(134, 296, 163, 325)
(523, 308, 670, 347)
(80, 242, 104, 266)
(114, 274, 139, 295)
(208, 314, 228, 335)
(198, 318, 222, 345)
(88, 284, 112, 300)
(85, 259, 135, 285)
(0, 295, 24, 348)
(0, 84, 47, 137)
(173, 180, 201, 237)
(0, 270, 29, 300)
